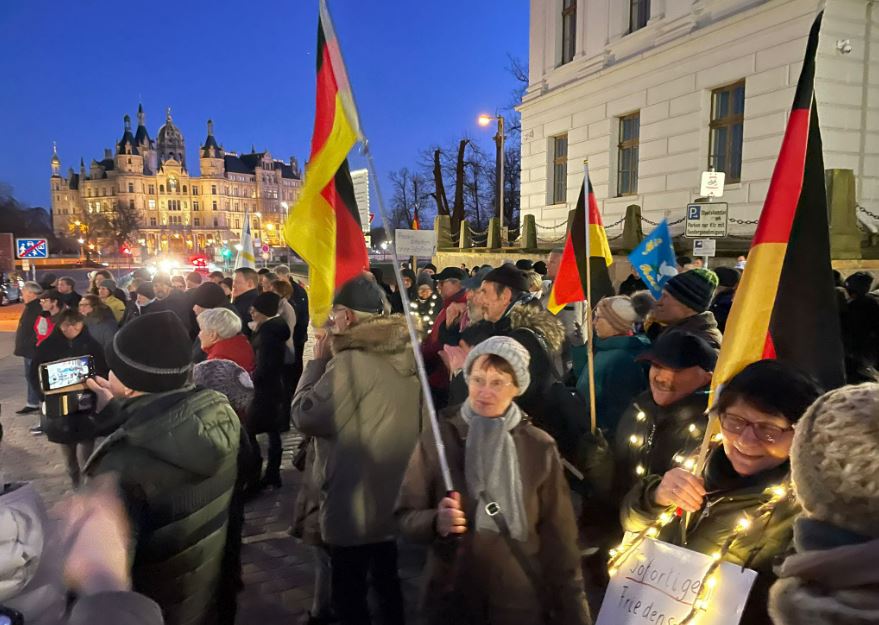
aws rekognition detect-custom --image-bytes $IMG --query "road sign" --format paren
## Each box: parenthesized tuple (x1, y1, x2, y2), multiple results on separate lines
(16, 238, 49, 259)
(693, 238, 716, 257)
(685, 203, 728, 238)
(700, 170, 726, 198)
(21, 259, 30, 272)
(395, 229, 436, 257)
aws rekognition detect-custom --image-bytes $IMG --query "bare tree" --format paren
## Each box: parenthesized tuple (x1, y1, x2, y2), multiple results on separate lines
(388, 168, 433, 230)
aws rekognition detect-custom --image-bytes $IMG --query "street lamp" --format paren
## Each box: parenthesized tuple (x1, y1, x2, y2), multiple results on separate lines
(477, 113, 506, 236)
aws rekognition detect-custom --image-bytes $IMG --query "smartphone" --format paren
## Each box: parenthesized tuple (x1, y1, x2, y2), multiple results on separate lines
(39, 355, 96, 393)
(0, 606, 23, 625)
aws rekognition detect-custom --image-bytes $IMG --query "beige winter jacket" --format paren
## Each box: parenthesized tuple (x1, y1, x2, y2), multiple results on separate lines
(291, 314, 424, 547)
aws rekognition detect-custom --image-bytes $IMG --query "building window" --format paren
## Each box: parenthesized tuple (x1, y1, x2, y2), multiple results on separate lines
(148, 199, 156, 210)
(709, 80, 745, 183)
(148, 184, 155, 194)
(560, 0, 576, 65)
(617, 112, 640, 196)
(182, 185, 187, 193)
(194, 217, 200, 226)
(233, 202, 239, 212)
(211, 184, 217, 195)
(193, 200, 200, 211)
(129, 199, 135, 210)
(234, 219, 240, 229)
(550, 134, 568, 205)
(128, 183, 134, 193)
(150, 218, 157, 227)
(159, 184, 165, 193)
(213, 217, 219, 227)
(192, 186, 199, 195)
(630, 0, 650, 32)
(212, 200, 218, 211)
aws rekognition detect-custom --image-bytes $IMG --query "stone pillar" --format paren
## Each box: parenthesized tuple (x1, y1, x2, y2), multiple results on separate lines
(434, 215, 453, 249)
(521, 214, 537, 249)
(458, 220, 472, 249)
(621, 204, 645, 252)
(826, 169, 862, 260)
(487, 217, 502, 249)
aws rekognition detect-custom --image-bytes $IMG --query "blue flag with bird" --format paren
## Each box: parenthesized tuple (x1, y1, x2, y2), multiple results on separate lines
(627, 220, 678, 299)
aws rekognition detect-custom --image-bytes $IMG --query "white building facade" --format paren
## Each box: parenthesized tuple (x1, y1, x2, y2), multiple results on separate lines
(350, 168, 371, 233)
(519, 0, 879, 237)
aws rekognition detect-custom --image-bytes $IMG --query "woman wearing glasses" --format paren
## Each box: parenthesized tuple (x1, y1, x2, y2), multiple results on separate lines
(395, 336, 591, 625)
(620, 359, 821, 625)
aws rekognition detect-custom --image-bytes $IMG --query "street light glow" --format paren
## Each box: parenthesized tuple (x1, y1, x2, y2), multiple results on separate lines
(77, 238, 84, 244)
(477, 114, 492, 127)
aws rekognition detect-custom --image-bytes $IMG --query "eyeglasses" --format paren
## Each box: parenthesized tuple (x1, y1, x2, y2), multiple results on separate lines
(719, 413, 793, 443)
(469, 376, 515, 392)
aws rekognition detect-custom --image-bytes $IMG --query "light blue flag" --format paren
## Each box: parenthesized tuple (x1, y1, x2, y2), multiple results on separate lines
(627, 220, 678, 299)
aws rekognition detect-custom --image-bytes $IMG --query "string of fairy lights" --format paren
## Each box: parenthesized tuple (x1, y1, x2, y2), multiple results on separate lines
(606, 432, 793, 623)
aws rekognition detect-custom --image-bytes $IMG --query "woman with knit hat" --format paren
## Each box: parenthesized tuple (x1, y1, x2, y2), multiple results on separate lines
(246, 291, 290, 494)
(411, 270, 441, 335)
(396, 336, 591, 625)
(621, 359, 822, 625)
(576, 295, 649, 438)
(769, 382, 879, 625)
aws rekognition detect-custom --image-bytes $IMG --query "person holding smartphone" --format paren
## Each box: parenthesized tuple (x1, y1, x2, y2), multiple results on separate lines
(31, 308, 108, 487)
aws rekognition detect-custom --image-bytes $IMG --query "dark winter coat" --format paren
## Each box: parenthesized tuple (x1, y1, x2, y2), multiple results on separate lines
(231, 288, 258, 338)
(14, 298, 42, 358)
(291, 314, 424, 547)
(395, 407, 592, 625)
(289, 280, 309, 347)
(647, 311, 723, 351)
(623, 447, 797, 625)
(59, 289, 82, 309)
(247, 316, 290, 434)
(83, 311, 118, 353)
(31, 326, 109, 444)
(154, 290, 193, 336)
(840, 294, 879, 382)
(84, 386, 240, 625)
(576, 334, 650, 438)
(709, 288, 736, 333)
(618, 274, 647, 296)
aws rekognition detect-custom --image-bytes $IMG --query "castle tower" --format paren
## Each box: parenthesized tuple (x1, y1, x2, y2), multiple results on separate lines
(134, 103, 158, 174)
(157, 107, 186, 169)
(50, 142, 61, 177)
(199, 119, 224, 176)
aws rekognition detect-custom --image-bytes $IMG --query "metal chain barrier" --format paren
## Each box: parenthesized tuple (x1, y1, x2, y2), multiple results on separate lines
(535, 221, 568, 230)
(729, 217, 759, 225)
(857, 204, 879, 221)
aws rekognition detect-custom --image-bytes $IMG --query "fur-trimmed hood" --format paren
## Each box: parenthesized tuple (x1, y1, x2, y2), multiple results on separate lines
(332, 314, 416, 376)
(508, 302, 565, 353)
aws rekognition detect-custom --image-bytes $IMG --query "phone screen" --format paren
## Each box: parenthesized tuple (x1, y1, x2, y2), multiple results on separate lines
(44, 356, 92, 390)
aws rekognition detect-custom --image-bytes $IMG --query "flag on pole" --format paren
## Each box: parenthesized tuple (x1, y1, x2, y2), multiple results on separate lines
(709, 11, 844, 405)
(235, 206, 257, 269)
(412, 204, 420, 231)
(547, 167, 614, 315)
(283, 0, 369, 325)
(627, 220, 678, 299)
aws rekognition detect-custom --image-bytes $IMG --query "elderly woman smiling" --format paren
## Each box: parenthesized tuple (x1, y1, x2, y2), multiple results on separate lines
(395, 336, 591, 625)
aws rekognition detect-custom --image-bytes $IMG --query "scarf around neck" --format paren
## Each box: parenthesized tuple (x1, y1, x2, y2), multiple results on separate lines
(460, 400, 528, 542)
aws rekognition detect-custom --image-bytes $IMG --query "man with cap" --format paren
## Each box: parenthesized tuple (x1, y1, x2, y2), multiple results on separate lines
(479, 263, 565, 425)
(647, 268, 723, 350)
(422, 266, 469, 407)
(540, 249, 586, 377)
(709, 266, 741, 333)
(292, 274, 423, 625)
(83, 311, 241, 625)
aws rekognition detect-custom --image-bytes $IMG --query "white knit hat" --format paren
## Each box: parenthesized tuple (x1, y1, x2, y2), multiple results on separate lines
(463, 336, 531, 395)
(791, 382, 879, 538)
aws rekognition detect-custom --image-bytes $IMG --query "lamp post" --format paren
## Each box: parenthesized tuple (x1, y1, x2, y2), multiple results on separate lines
(478, 113, 506, 236)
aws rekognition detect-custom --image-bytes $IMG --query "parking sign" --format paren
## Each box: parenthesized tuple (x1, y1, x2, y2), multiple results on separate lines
(16, 238, 49, 259)
(685, 203, 728, 238)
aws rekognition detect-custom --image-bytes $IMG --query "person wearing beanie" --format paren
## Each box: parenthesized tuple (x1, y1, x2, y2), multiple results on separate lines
(624, 359, 822, 625)
(82, 311, 241, 625)
(840, 271, 879, 383)
(707, 266, 741, 333)
(649, 268, 722, 350)
(122, 281, 159, 323)
(396, 335, 592, 625)
(244, 290, 289, 495)
(292, 274, 424, 625)
(411, 271, 442, 335)
(769, 382, 879, 625)
(576, 296, 650, 437)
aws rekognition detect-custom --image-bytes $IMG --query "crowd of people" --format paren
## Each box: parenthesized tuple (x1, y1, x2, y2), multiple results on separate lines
(1, 254, 877, 625)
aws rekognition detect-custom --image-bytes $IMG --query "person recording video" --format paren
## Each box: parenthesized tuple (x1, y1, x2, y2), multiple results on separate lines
(30, 308, 108, 487)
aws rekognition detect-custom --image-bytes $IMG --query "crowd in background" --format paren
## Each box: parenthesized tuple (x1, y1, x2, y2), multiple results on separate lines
(1, 253, 877, 625)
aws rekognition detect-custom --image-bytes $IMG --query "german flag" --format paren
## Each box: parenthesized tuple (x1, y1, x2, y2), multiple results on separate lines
(709, 12, 845, 404)
(412, 204, 420, 231)
(283, 0, 369, 325)
(547, 164, 614, 315)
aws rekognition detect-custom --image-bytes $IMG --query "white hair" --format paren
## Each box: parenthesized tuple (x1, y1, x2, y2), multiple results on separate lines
(197, 307, 242, 339)
(22, 281, 43, 295)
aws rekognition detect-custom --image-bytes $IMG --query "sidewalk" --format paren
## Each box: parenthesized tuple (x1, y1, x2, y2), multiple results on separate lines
(0, 322, 423, 623)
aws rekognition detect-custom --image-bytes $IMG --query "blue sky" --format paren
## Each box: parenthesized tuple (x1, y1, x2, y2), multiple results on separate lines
(0, 0, 528, 213)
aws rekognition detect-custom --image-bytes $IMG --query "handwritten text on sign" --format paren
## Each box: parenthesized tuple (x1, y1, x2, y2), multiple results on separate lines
(596, 539, 757, 625)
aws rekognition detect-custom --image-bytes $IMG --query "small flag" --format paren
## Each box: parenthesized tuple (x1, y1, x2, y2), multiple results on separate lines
(710, 11, 845, 401)
(283, 0, 369, 325)
(412, 204, 420, 231)
(627, 220, 678, 299)
(547, 166, 614, 315)
(235, 207, 257, 269)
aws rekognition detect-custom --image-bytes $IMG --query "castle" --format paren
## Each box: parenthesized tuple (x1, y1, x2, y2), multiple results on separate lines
(50, 105, 302, 257)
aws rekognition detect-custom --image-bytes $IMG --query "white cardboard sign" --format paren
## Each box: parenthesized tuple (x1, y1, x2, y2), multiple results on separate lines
(596, 539, 757, 625)
(394, 229, 436, 257)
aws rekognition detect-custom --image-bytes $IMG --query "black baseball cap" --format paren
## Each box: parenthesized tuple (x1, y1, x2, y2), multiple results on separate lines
(434, 267, 467, 282)
(637, 331, 717, 372)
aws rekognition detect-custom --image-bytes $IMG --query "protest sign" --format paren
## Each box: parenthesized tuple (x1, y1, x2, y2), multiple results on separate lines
(596, 538, 757, 625)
